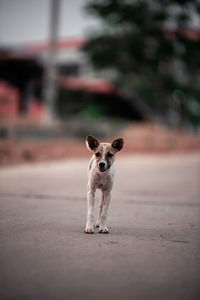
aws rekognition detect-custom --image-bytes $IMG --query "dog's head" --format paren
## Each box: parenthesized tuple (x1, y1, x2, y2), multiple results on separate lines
(86, 136, 124, 172)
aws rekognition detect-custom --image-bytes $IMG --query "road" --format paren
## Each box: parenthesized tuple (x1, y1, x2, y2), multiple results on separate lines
(0, 154, 200, 300)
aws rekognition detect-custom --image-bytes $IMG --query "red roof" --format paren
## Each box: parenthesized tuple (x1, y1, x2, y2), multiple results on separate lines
(164, 28, 200, 41)
(59, 76, 121, 96)
(19, 37, 87, 55)
(12, 29, 199, 56)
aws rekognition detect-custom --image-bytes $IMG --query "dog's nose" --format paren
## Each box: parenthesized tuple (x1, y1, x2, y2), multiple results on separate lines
(99, 162, 105, 169)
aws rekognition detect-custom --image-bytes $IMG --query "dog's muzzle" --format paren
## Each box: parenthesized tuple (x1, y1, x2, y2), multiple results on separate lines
(98, 161, 107, 172)
(98, 161, 111, 172)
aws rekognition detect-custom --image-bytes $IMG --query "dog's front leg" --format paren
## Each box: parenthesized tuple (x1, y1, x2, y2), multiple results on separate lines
(84, 188, 95, 234)
(99, 191, 111, 233)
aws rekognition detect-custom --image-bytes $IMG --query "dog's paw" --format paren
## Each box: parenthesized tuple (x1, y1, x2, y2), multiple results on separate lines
(84, 227, 94, 234)
(99, 227, 109, 234)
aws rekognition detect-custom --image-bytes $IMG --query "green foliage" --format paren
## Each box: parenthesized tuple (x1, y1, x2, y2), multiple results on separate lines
(78, 104, 105, 120)
(83, 0, 200, 127)
(56, 89, 141, 121)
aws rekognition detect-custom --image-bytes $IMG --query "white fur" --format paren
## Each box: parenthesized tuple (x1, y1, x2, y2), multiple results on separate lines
(85, 136, 123, 234)
(98, 145, 108, 170)
(85, 149, 114, 234)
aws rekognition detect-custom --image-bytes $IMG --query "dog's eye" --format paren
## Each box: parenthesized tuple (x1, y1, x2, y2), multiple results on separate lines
(107, 152, 113, 158)
(95, 152, 101, 157)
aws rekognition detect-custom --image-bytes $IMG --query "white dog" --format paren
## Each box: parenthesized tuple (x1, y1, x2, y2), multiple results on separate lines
(84, 135, 124, 234)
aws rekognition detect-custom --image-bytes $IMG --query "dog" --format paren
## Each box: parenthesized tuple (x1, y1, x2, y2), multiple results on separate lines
(84, 135, 124, 234)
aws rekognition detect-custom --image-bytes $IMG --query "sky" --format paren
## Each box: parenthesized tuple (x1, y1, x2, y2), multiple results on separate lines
(0, 0, 98, 47)
(0, 0, 199, 47)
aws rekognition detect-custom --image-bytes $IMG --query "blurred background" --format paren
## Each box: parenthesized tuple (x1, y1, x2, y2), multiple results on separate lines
(0, 0, 200, 166)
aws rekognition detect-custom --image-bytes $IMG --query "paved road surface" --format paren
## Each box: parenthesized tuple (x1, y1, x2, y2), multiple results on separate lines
(0, 154, 200, 300)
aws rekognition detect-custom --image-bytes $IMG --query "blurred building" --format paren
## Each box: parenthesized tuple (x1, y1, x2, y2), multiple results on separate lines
(1, 1, 198, 124)
(0, 36, 145, 123)
(0, 0, 148, 124)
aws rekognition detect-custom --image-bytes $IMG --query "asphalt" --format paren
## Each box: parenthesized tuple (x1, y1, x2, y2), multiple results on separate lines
(0, 154, 200, 300)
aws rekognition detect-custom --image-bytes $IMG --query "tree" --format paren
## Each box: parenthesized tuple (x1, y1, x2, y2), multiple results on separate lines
(83, 0, 200, 128)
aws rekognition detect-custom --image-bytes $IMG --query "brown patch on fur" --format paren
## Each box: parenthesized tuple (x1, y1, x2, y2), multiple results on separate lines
(94, 143, 116, 166)
(87, 136, 99, 151)
(86, 137, 124, 170)
(112, 138, 124, 151)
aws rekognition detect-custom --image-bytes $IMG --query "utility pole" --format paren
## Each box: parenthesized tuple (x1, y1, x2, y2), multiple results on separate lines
(42, 0, 60, 126)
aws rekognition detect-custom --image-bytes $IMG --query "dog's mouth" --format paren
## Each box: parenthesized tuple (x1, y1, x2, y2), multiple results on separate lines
(98, 164, 111, 172)
(98, 166, 107, 172)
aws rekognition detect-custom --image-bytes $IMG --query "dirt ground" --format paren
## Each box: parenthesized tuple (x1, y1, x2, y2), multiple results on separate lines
(0, 123, 200, 167)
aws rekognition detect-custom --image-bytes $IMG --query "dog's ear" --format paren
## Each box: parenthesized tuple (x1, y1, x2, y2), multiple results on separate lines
(86, 136, 99, 151)
(112, 138, 124, 152)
